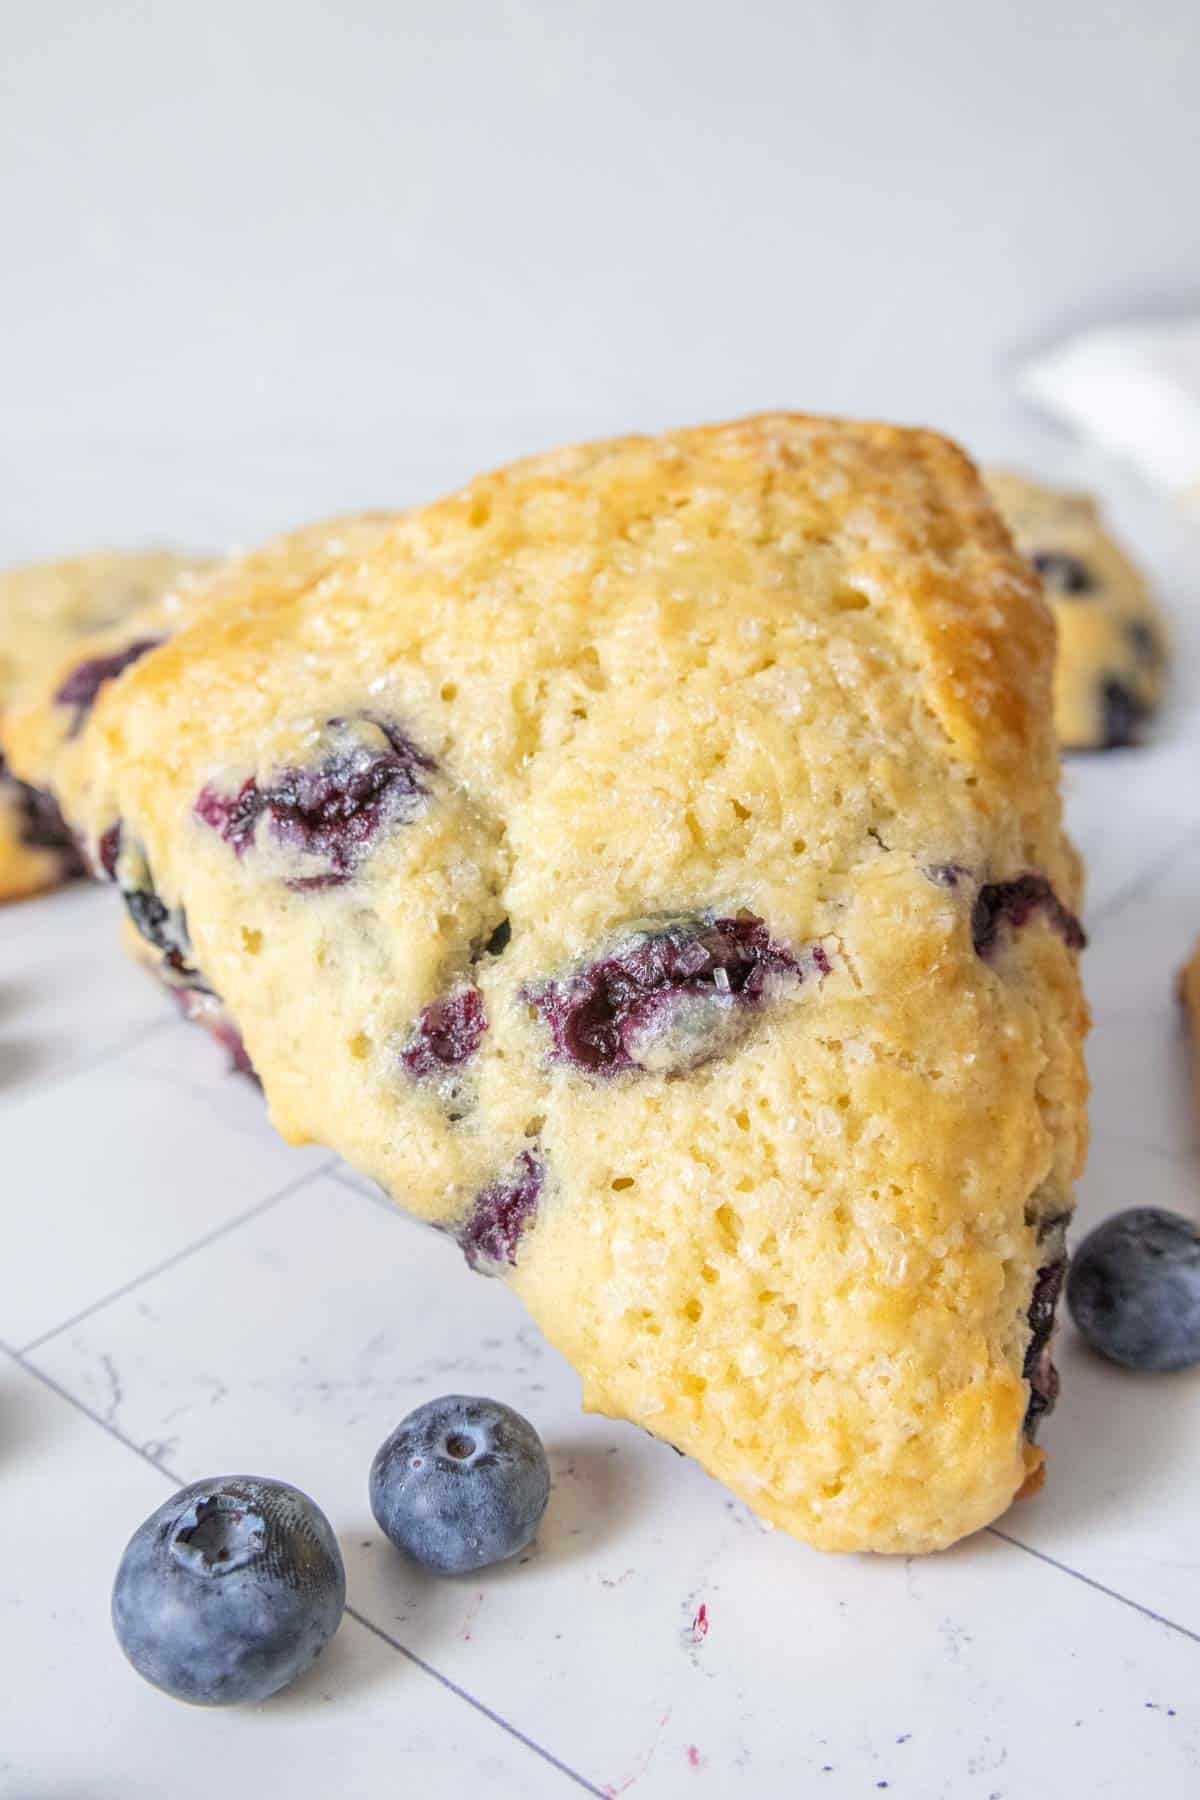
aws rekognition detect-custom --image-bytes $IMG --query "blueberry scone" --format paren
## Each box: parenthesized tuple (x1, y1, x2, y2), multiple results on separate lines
(987, 470, 1168, 750)
(3, 417, 1089, 1553)
(0, 550, 210, 902)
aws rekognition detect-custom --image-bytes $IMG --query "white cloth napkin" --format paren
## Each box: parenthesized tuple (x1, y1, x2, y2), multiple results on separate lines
(1022, 316, 1200, 505)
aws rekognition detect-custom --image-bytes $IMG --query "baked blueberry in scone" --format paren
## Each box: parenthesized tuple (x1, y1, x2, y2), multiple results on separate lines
(986, 470, 1169, 751)
(2, 418, 1089, 1553)
(0, 551, 212, 902)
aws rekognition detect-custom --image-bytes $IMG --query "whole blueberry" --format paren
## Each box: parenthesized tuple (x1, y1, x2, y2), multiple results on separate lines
(370, 1396, 550, 1575)
(112, 1476, 345, 1705)
(1067, 1208, 1200, 1372)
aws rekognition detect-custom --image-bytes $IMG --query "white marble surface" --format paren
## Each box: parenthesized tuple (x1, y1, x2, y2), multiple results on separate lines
(2, 468, 1199, 1798)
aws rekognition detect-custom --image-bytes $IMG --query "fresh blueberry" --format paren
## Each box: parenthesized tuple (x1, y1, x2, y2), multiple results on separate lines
(527, 912, 816, 1078)
(195, 715, 433, 886)
(1067, 1208, 1200, 1372)
(112, 1476, 345, 1705)
(457, 1149, 544, 1271)
(970, 874, 1085, 958)
(1030, 549, 1095, 595)
(55, 637, 163, 734)
(370, 1395, 551, 1575)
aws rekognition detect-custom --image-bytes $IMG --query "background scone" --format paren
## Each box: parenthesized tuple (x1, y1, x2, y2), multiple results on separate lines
(0, 550, 209, 901)
(987, 469, 1169, 751)
(5, 516, 399, 1065)
(3, 416, 1089, 1554)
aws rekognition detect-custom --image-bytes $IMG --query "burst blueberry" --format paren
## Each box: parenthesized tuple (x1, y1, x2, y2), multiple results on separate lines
(527, 912, 808, 1077)
(457, 1150, 544, 1271)
(112, 1476, 345, 1705)
(402, 986, 487, 1078)
(195, 714, 434, 886)
(1023, 1256, 1066, 1431)
(1067, 1208, 1200, 1371)
(55, 636, 163, 734)
(369, 1395, 550, 1575)
(970, 874, 1085, 958)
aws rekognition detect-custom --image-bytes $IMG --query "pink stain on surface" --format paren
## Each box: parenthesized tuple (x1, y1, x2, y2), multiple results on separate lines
(686, 1745, 703, 1767)
(460, 1591, 485, 1641)
(691, 1601, 709, 1643)
(602, 1708, 672, 1795)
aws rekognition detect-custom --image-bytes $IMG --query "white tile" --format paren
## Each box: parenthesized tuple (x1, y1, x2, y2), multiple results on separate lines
(1063, 760, 1200, 926)
(1004, 1321, 1200, 1646)
(0, 1027, 330, 1350)
(0, 1352, 583, 1799)
(998, 1131, 1200, 1635)
(327, 1158, 397, 1210)
(1083, 837, 1200, 1155)
(0, 882, 167, 1107)
(29, 1176, 1200, 1797)
(993, 821, 1200, 1640)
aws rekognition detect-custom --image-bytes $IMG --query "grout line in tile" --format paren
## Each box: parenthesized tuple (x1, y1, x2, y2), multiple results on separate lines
(987, 1526, 1200, 1648)
(2, 1344, 604, 1796)
(325, 1164, 441, 1238)
(16, 1157, 338, 1356)
(0, 1010, 177, 1115)
(326, 1164, 396, 1211)
(345, 1608, 607, 1798)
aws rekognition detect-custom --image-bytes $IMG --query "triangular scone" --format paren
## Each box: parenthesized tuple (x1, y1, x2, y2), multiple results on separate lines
(0, 550, 210, 902)
(3, 416, 1089, 1553)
